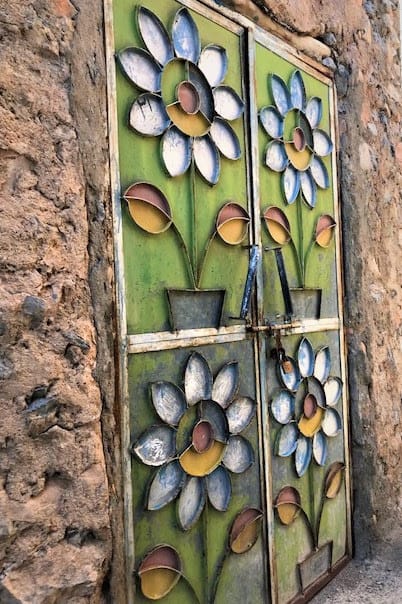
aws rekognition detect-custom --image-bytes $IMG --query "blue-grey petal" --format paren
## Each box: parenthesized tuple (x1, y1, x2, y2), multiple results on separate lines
(259, 106, 284, 138)
(133, 425, 176, 466)
(206, 466, 231, 511)
(278, 357, 301, 392)
(213, 86, 244, 120)
(117, 47, 162, 92)
(200, 400, 229, 443)
(185, 352, 213, 406)
(313, 129, 333, 157)
(300, 170, 317, 208)
(177, 476, 205, 530)
(314, 347, 331, 384)
(269, 74, 291, 115)
(226, 396, 255, 434)
(199, 44, 228, 87)
(161, 126, 192, 177)
(313, 431, 328, 466)
(290, 70, 306, 110)
(282, 165, 301, 204)
(297, 337, 315, 378)
(193, 135, 220, 185)
(295, 435, 312, 477)
(322, 408, 342, 437)
(148, 461, 185, 510)
(172, 8, 200, 63)
(151, 381, 187, 426)
(129, 93, 170, 136)
(305, 97, 322, 129)
(265, 140, 289, 172)
(275, 422, 298, 457)
(271, 390, 295, 425)
(310, 155, 330, 189)
(210, 118, 241, 160)
(137, 6, 174, 67)
(212, 361, 239, 409)
(307, 376, 327, 408)
(324, 377, 343, 407)
(222, 436, 254, 473)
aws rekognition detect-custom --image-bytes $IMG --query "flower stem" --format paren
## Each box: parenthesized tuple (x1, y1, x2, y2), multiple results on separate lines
(303, 239, 315, 287)
(181, 575, 202, 604)
(297, 193, 305, 287)
(210, 544, 230, 603)
(196, 231, 217, 289)
(203, 501, 210, 603)
(172, 224, 197, 289)
(308, 464, 318, 549)
(190, 158, 198, 287)
(290, 239, 304, 287)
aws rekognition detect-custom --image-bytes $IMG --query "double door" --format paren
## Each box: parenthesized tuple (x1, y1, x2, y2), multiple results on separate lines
(107, 0, 351, 602)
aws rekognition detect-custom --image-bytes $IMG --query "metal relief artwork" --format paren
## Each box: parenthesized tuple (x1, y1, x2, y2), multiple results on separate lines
(133, 352, 261, 601)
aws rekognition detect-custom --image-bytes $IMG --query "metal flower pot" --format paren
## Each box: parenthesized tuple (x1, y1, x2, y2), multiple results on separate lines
(167, 288, 226, 330)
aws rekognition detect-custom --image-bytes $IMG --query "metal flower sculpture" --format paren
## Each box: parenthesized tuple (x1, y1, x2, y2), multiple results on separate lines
(271, 337, 343, 477)
(118, 6, 244, 185)
(133, 352, 255, 530)
(260, 70, 333, 206)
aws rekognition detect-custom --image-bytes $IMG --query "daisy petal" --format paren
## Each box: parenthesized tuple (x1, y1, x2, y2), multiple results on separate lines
(307, 376, 326, 408)
(223, 436, 254, 473)
(271, 390, 295, 425)
(305, 97, 323, 128)
(324, 377, 343, 407)
(151, 381, 187, 426)
(212, 361, 239, 408)
(206, 466, 231, 511)
(226, 396, 255, 434)
(213, 86, 244, 120)
(210, 118, 241, 160)
(282, 165, 301, 204)
(185, 352, 213, 406)
(199, 44, 228, 87)
(290, 70, 306, 110)
(269, 74, 292, 116)
(177, 476, 205, 530)
(161, 126, 191, 177)
(297, 337, 315, 378)
(200, 400, 229, 443)
(137, 6, 174, 67)
(172, 8, 200, 63)
(259, 106, 284, 138)
(295, 435, 312, 477)
(278, 357, 301, 392)
(310, 156, 330, 189)
(148, 461, 185, 510)
(322, 408, 342, 437)
(314, 347, 331, 383)
(265, 141, 289, 172)
(275, 422, 298, 456)
(129, 93, 170, 136)
(193, 135, 220, 185)
(300, 170, 317, 208)
(313, 431, 328, 466)
(313, 129, 333, 157)
(133, 426, 176, 466)
(117, 48, 162, 92)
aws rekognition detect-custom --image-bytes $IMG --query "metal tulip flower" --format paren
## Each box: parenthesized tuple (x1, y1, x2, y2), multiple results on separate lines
(118, 6, 244, 185)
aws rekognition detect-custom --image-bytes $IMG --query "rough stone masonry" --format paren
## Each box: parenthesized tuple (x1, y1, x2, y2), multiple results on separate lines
(0, 0, 401, 602)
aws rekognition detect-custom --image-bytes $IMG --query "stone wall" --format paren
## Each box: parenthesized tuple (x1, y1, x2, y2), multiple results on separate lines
(0, 0, 400, 602)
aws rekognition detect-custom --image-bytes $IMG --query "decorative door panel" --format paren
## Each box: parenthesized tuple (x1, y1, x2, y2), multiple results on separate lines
(106, 0, 351, 602)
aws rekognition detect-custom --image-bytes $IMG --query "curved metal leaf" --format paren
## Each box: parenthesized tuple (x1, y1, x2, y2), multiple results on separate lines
(199, 44, 228, 87)
(161, 126, 191, 177)
(324, 377, 343, 407)
(137, 6, 174, 67)
(193, 135, 220, 185)
(184, 352, 213, 406)
(129, 93, 170, 136)
(213, 86, 244, 120)
(139, 545, 182, 600)
(300, 169, 317, 208)
(210, 118, 241, 160)
(315, 214, 336, 248)
(222, 435, 254, 473)
(282, 165, 301, 204)
(275, 422, 298, 457)
(313, 129, 333, 157)
(206, 466, 231, 511)
(226, 396, 255, 434)
(117, 47, 162, 92)
(314, 347, 331, 383)
(290, 70, 306, 110)
(271, 390, 295, 425)
(263, 206, 291, 245)
(313, 430, 328, 466)
(172, 8, 200, 63)
(212, 361, 239, 408)
(305, 97, 322, 129)
(325, 461, 345, 498)
(269, 74, 291, 115)
(133, 425, 176, 466)
(310, 155, 330, 189)
(148, 461, 185, 510)
(297, 337, 315, 378)
(275, 486, 301, 525)
(124, 182, 172, 234)
(259, 105, 284, 138)
(265, 140, 289, 172)
(151, 381, 186, 426)
(177, 476, 205, 530)
(322, 408, 342, 437)
(216, 202, 249, 245)
(230, 508, 263, 553)
(295, 435, 312, 477)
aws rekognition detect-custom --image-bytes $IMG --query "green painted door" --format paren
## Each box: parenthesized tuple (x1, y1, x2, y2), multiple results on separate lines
(107, 1, 351, 602)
